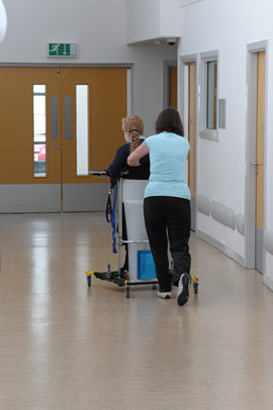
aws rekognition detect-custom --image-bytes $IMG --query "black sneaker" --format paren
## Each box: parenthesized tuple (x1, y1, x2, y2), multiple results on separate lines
(177, 273, 190, 306)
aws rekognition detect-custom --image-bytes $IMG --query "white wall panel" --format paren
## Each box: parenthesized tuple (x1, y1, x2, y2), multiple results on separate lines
(126, 0, 160, 44)
(126, 0, 180, 44)
(178, 0, 273, 275)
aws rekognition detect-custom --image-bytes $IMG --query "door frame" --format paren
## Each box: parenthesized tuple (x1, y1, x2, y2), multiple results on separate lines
(180, 53, 198, 230)
(163, 60, 177, 109)
(245, 40, 268, 269)
(0, 63, 134, 213)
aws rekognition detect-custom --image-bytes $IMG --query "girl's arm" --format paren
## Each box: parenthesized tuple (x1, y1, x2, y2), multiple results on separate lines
(107, 145, 128, 176)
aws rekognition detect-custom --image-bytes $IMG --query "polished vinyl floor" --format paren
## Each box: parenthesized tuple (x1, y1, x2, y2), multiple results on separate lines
(0, 212, 273, 410)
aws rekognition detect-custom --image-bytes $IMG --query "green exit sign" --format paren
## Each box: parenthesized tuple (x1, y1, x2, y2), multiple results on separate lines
(48, 43, 78, 57)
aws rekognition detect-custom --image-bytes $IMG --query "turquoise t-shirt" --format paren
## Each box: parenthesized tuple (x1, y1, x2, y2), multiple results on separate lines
(144, 132, 191, 200)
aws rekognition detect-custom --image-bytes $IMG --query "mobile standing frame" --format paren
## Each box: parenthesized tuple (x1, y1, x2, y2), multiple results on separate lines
(86, 172, 158, 298)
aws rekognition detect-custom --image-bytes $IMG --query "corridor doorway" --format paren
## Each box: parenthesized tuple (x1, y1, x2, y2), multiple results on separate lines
(246, 45, 267, 272)
(0, 66, 129, 212)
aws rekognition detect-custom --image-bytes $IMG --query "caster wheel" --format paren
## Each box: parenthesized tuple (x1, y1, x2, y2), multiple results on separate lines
(193, 282, 198, 294)
(87, 275, 92, 287)
(125, 286, 130, 298)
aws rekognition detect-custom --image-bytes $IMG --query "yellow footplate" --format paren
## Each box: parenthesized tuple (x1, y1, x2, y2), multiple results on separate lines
(86, 271, 94, 287)
(191, 276, 199, 294)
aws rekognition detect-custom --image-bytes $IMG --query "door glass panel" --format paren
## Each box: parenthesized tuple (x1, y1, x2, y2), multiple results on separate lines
(76, 85, 89, 176)
(206, 61, 217, 129)
(33, 84, 47, 177)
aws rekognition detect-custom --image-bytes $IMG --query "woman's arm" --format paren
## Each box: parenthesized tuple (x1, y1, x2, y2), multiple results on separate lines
(127, 141, 149, 166)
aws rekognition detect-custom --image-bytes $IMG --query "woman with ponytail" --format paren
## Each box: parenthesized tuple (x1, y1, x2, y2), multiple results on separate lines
(107, 115, 150, 276)
(107, 115, 150, 185)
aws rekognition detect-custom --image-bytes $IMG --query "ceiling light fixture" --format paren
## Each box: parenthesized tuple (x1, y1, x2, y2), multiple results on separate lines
(0, 1, 7, 45)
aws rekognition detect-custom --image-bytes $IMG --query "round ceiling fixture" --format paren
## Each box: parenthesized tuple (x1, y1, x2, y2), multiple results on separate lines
(0, 1, 7, 45)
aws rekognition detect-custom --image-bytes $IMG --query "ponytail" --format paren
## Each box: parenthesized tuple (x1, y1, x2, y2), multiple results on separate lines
(122, 115, 144, 152)
(129, 130, 140, 153)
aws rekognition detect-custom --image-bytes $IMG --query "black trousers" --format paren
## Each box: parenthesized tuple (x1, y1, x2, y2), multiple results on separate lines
(144, 196, 191, 292)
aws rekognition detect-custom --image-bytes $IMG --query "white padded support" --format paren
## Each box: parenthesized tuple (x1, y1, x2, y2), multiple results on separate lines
(122, 179, 148, 201)
(122, 179, 150, 282)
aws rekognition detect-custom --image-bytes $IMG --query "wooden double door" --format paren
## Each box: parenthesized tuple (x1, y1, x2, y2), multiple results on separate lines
(0, 66, 128, 212)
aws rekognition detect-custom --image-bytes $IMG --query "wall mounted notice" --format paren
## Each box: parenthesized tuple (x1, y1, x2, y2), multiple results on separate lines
(48, 43, 78, 57)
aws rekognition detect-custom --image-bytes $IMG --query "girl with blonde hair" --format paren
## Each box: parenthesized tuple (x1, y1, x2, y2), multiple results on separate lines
(107, 114, 150, 276)
(107, 114, 149, 184)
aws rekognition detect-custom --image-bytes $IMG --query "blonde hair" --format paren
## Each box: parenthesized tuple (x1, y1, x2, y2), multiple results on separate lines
(121, 114, 144, 153)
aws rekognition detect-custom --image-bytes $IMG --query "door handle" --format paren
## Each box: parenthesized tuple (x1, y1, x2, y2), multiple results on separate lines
(55, 145, 60, 149)
(251, 162, 264, 166)
(251, 161, 263, 175)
